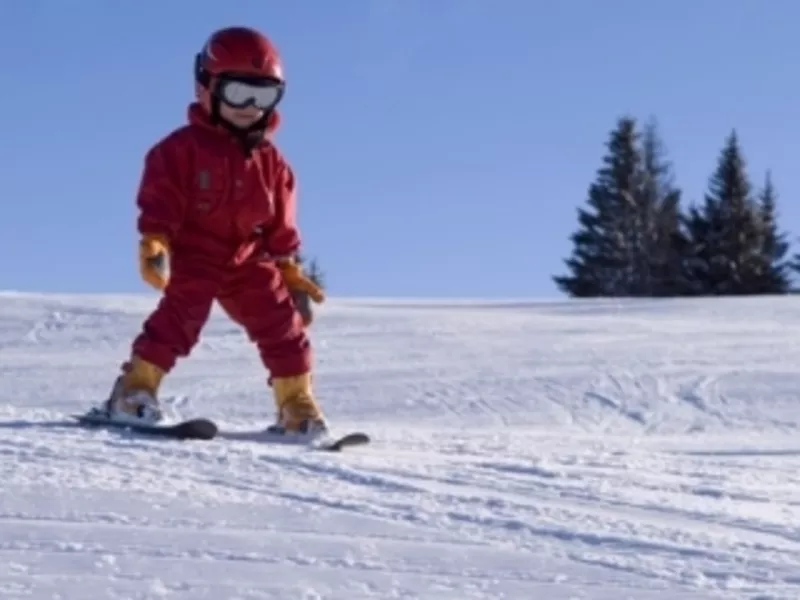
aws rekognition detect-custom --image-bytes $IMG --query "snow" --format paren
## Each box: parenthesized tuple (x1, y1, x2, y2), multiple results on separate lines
(1, 290, 799, 599)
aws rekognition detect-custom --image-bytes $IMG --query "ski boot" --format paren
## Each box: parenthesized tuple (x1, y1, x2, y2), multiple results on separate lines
(95, 356, 165, 424)
(265, 372, 329, 440)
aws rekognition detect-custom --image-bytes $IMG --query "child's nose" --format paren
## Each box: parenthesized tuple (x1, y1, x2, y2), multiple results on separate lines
(240, 105, 262, 116)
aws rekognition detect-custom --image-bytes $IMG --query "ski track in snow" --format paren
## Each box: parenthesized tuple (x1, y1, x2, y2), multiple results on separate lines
(1, 291, 799, 599)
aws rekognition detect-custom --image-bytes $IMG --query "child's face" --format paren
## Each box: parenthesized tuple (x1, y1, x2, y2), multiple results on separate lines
(219, 101, 264, 129)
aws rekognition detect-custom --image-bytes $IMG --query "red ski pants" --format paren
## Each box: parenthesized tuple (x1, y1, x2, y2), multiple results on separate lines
(131, 258, 311, 377)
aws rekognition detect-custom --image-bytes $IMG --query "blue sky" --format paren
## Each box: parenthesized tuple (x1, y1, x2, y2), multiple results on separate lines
(1, 0, 798, 298)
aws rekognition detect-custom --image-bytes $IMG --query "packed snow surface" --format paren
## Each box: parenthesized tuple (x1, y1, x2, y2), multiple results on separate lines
(1, 290, 799, 599)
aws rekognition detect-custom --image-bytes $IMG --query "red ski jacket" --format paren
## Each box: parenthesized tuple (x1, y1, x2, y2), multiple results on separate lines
(135, 103, 300, 269)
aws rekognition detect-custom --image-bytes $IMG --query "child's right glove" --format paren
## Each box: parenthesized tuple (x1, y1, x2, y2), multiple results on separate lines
(275, 257, 324, 326)
(139, 233, 170, 291)
(276, 258, 325, 304)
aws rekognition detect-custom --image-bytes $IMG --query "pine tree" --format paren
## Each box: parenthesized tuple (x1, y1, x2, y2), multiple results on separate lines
(674, 203, 713, 295)
(790, 248, 800, 291)
(635, 118, 687, 296)
(306, 258, 326, 290)
(554, 116, 686, 297)
(751, 171, 790, 293)
(680, 131, 767, 295)
(553, 117, 643, 296)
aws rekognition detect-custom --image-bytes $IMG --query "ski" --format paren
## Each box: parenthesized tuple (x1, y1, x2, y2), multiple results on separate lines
(71, 410, 368, 450)
(71, 412, 218, 441)
(217, 428, 370, 451)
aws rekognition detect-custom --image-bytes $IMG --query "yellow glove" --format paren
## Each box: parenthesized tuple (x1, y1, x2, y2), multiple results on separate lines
(139, 233, 170, 291)
(277, 258, 325, 304)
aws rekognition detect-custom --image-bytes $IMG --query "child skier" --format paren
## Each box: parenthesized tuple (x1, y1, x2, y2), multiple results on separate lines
(102, 26, 328, 438)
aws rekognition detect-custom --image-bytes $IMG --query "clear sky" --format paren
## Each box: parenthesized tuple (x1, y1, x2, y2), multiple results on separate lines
(2, 0, 798, 298)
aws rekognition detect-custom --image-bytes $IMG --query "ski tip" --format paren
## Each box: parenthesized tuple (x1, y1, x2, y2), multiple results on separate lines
(321, 431, 371, 451)
(183, 417, 218, 440)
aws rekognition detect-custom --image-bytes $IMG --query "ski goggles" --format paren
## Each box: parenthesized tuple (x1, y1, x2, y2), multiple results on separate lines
(214, 76, 284, 110)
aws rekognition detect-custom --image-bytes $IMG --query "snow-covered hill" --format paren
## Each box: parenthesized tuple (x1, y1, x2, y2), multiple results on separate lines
(1, 291, 798, 599)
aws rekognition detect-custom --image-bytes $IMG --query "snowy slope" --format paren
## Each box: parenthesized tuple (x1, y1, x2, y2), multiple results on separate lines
(1, 290, 799, 599)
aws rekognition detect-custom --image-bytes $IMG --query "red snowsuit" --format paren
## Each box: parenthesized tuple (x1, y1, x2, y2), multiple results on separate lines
(131, 102, 311, 378)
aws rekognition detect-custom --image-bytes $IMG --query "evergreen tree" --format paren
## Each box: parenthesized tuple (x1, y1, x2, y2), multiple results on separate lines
(752, 171, 791, 293)
(554, 116, 685, 297)
(674, 203, 713, 295)
(306, 257, 326, 290)
(679, 131, 768, 295)
(635, 118, 687, 296)
(553, 117, 643, 296)
(790, 246, 800, 291)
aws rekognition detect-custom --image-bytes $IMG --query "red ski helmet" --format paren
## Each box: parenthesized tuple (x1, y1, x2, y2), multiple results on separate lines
(194, 26, 285, 133)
